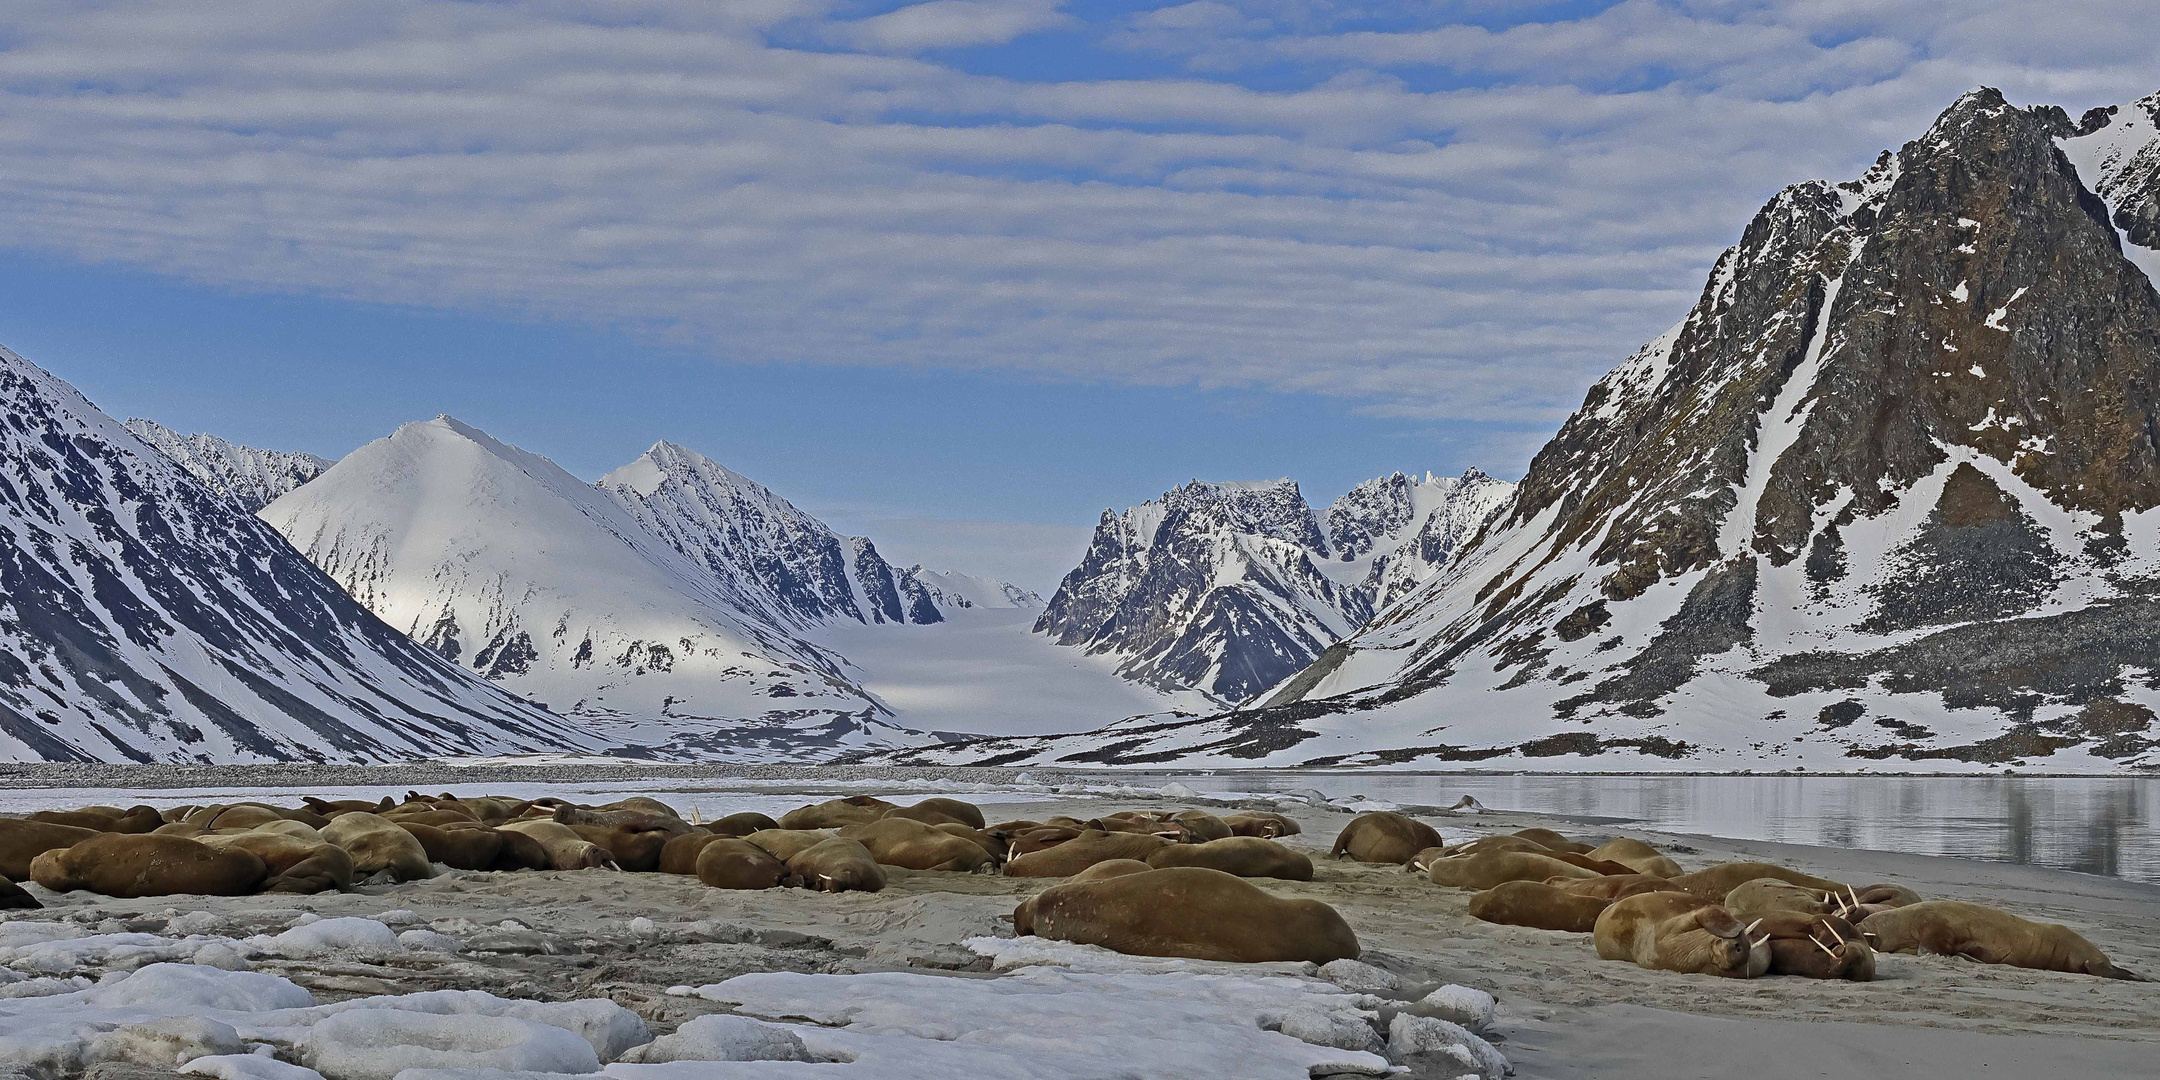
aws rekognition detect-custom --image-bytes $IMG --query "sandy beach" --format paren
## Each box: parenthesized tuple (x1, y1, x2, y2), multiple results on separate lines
(2, 770, 2154, 1079)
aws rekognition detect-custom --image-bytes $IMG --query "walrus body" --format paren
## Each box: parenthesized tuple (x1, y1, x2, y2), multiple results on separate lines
(1071, 859, 1156, 882)
(778, 796, 897, 830)
(935, 824, 1009, 860)
(396, 822, 502, 871)
(741, 829, 836, 863)
(0, 874, 38, 909)
(1857, 901, 2144, 980)
(1009, 827, 1083, 856)
(201, 833, 355, 894)
(1004, 831, 1173, 877)
(1669, 862, 1843, 900)
(1331, 812, 1442, 864)
(321, 812, 435, 881)
(1014, 867, 1358, 965)
(1168, 811, 1232, 842)
(1594, 892, 1769, 978)
(1723, 877, 1838, 922)
(1512, 828, 1593, 854)
(1468, 880, 1614, 933)
(1429, 851, 1600, 891)
(30, 833, 267, 898)
(1549, 874, 1679, 901)
(659, 832, 724, 875)
(695, 838, 788, 890)
(1750, 911, 1874, 981)
(1446, 835, 1550, 857)
(1221, 812, 1300, 838)
(31, 806, 164, 834)
(488, 828, 553, 871)
(1144, 837, 1313, 880)
(569, 823, 670, 872)
(881, 798, 986, 829)
(1586, 837, 1685, 879)
(496, 820, 613, 871)
(0, 820, 98, 880)
(709, 812, 780, 837)
(785, 837, 887, 893)
(837, 818, 994, 872)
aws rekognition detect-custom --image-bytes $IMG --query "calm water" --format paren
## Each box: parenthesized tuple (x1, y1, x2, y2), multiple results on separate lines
(1159, 773, 2160, 885)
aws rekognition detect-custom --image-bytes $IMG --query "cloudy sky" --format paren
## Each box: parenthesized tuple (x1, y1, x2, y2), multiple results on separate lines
(1, 1, 2153, 588)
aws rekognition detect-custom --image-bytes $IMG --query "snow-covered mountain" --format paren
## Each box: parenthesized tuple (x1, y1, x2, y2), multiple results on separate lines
(124, 419, 330, 512)
(872, 87, 2160, 773)
(0, 347, 598, 763)
(1033, 471, 1511, 704)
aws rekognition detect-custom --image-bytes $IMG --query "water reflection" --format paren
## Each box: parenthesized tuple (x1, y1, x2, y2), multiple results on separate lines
(1158, 774, 2160, 885)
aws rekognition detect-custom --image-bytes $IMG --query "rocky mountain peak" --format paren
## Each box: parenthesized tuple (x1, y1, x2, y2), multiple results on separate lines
(124, 419, 331, 513)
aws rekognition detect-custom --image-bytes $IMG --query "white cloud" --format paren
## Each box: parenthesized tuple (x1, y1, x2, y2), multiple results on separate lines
(831, 0, 1074, 53)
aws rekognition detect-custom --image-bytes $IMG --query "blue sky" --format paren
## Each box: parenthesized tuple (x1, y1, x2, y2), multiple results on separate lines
(1, 1, 2154, 588)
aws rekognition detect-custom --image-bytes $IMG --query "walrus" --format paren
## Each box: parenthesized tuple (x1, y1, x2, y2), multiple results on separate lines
(568, 823, 671, 872)
(1468, 880, 1615, 933)
(709, 812, 780, 837)
(694, 838, 788, 890)
(201, 832, 355, 894)
(1723, 877, 1838, 922)
(1014, 866, 1359, 964)
(30, 833, 268, 897)
(152, 821, 211, 838)
(1593, 891, 1770, 978)
(1428, 850, 1600, 890)
(1004, 830, 1173, 877)
(252, 819, 325, 841)
(0, 873, 39, 908)
(555, 804, 693, 836)
(489, 827, 554, 871)
(1071, 859, 1155, 882)
(203, 804, 296, 831)
(29, 806, 164, 833)
(1445, 835, 1553, 857)
(1513, 828, 1593, 854)
(778, 796, 898, 830)
(1668, 861, 1843, 901)
(935, 823, 1009, 860)
(497, 820, 616, 871)
(1084, 815, 1182, 838)
(602, 797, 684, 818)
(1857, 901, 2145, 980)
(1331, 812, 1443, 864)
(740, 829, 837, 863)
(837, 818, 996, 872)
(881, 798, 986, 829)
(1168, 811, 1232, 842)
(0, 819, 99, 880)
(302, 796, 395, 816)
(1144, 836, 1313, 880)
(320, 812, 435, 881)
(1221, 812, 1300, 838)
(382, 808, 481, 829)
(1585, 838, 1685, 879)
(1750, 911, 1874, 981)
(1547, 874, 1680, 901)
(1542, 851, 1640, 876)
(784, 837, 887, 893)
(658, 831, 724, 875)
(396, 822, 503, 871)
(1009, 826, 1085, 855)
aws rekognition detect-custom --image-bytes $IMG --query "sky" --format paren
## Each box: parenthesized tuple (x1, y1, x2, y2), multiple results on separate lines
(1, 1, 2155, 590)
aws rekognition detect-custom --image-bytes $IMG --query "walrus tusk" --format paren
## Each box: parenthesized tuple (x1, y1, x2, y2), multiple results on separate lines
(1745, 919, 1764, 934)
(689, 804, 703, 826)
(1811, 933, 1838, 959)
(1750, 935, 1770, 950)
(602, 859, 623, 871)
(1824, 922, 1846, 946)
(1847, 885, 1860, 911)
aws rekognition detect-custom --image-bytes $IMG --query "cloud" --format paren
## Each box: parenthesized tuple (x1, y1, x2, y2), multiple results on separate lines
(0, 0, 2151, 433)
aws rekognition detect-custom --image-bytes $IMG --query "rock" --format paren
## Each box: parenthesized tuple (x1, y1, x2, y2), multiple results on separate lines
(1317, 959, 1404, 993)
(395, 930, 465, 953)
(1387, 1014, 1509, 1079)
(1415, 985, 1497, 1032)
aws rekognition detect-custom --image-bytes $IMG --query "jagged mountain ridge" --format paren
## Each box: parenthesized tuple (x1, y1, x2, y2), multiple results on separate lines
(868, 86, 2160, 772)
(1033, 470, 1512, 704)
(0, 347, 598, 763)
(124, 419, 331, 513)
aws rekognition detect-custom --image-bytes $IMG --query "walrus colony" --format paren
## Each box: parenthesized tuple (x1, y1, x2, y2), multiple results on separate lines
(1, 795, 2143, 981)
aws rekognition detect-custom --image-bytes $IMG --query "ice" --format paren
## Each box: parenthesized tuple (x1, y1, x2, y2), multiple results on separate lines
(1318, 958, 1405, 992)
(396, 930, 465, 953)
(85, 1015, 245, 1068)
(1388, 1013, 1509, 1078)
(182, 1053, 332, 1080)
(299, 1012, 600, 1080)
(1418, 985, 1498, 1032)
(964, 935, 1319, 977)
(250, 918, 403, 959)
(250, 991, 649, 1062)
(82, 964, 314, 1012)
(613, 1015, 810, 1064)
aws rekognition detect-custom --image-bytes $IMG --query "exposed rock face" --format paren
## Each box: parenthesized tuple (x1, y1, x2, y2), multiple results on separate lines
(1034, 471, 1511, 703)
(124, 419, 330, 512)
(0, 347, 595, 763)
(876, 86, 2160, 772)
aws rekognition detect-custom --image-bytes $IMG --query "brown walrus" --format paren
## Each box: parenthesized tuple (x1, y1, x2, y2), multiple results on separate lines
(202, 804, 297, 831)
(1857, 901, 2145, 980)
(1512, 827, 1594, 854)
(1071, 859, 1156, 882)
(603, 797, 683, 818)
(881, 798, 987, 829)
(1004, 830, 1173, 877)
(1593, 891, 1770, 978)
(301, 796, 395, 816)
(1168, 811, 1233, 842)
(837, 818, 995, 872)
(1668, 861, 1843, 901)
(740, 829, 837, 863)
(1542, 851, 1640, 876)
(1723, 877, 1838, 922)
(1144, 836, 1313, 880)
(1084, 815, 1182, 838)
(0, 819, 99, 880)
(694, 838, 788, 890)
(320, 812, 435, 881)
(1013, 866, 1359, 964)
(1428, 850, 1600, 891)
(1585, 838, 1686, 879)
(1221, 812, 1300, 838)
(1445, 835, 1552, 857)
(1468, 880, 1616, 933)
(658, 831, 724, 875)
(201, 832, 355, 894)
(0, 873, 39, 909)
(1750, 911, 1874, 981)
(708, 812, 780, 837)
(778, 796, 898, 830)
(30, 806, 165, 834)
(554, 804, 693, 837)
(153, 821, 211, 838)
(1547, 874, 1680, 901)
(30, 833, 267, 897)
(396, 822, 503, 871)
(784, 837, 887, 893)
(1331, 812, 1442, 864)
(496, 820, 615, 871)
(1009, 826, 1084, 856)
(489, 827, 554, 871)
(568, 823, 671, 872)
(935, 823, 1009, 860)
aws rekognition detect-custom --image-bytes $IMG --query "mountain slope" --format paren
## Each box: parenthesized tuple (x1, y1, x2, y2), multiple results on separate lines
(125, 419, 331, 512)
(874, 87, 2160, 772)
(262, 417, 937, 761)
(0, 347, 595, 763)
(1033, 471, 1511, 704)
